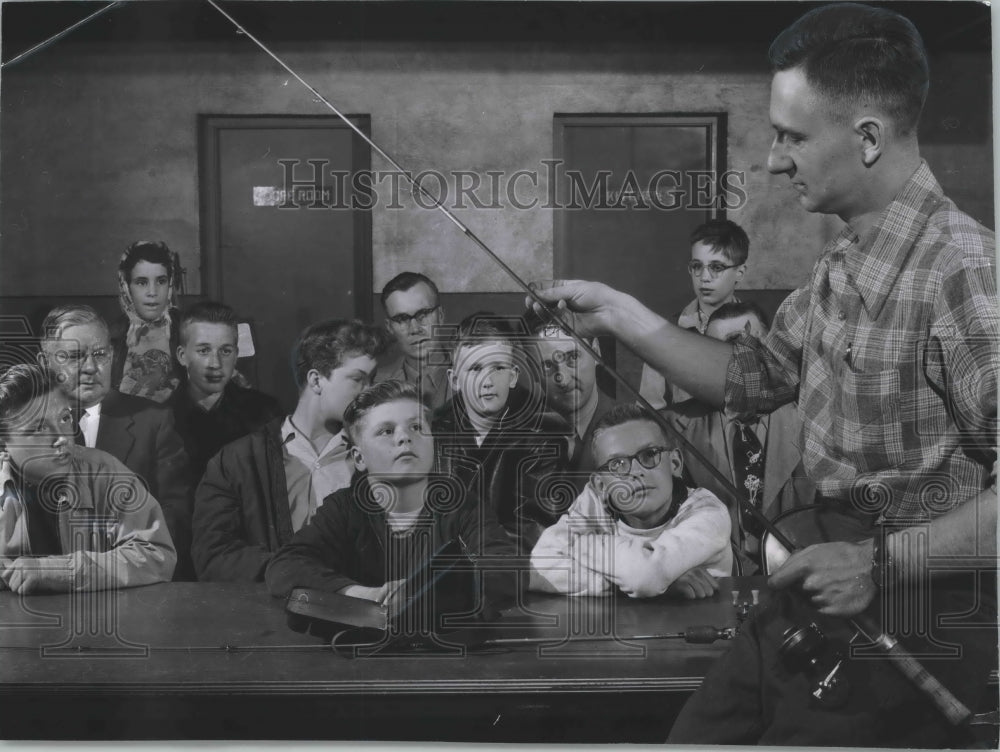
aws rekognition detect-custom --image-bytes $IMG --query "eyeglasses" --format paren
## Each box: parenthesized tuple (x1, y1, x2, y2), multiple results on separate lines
(687, 261, 740, 279)
(541, 349, 580, 376)
(598, 445, 671, 477)
(387, 305, 440, 327)
(52, 347, 112, 367)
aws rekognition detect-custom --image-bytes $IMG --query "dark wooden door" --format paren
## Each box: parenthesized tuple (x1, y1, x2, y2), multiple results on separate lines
(553, 114, 726, 395)
(200, 116, 372, 408)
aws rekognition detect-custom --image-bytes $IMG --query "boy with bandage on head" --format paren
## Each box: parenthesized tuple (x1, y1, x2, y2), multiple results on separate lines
(433, 313, 566, 553)
(530, 402, 731, 599)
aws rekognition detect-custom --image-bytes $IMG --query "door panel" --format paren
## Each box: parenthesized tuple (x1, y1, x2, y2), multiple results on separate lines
(201, 116, 372, 407)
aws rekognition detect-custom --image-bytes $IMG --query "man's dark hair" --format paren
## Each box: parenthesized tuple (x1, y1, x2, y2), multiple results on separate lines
(342, 379, 428, 445)
(179, 301, 240, 342)
(769, 3, 929, 134)
(707, 301, 771, 330)
(293, 319, 388, 390)
(119, 240, 177, 283)
(379, 272, 440, 312)
(591, 402, 677, 452)
(0, 364, 58, 439)
(690, 219, 750, 266)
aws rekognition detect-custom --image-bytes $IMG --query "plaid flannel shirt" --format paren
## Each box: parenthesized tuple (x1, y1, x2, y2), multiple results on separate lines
(726, 162, 997, 522)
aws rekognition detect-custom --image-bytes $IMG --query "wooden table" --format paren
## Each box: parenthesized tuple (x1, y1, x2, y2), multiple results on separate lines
(0, 578, 765, 741)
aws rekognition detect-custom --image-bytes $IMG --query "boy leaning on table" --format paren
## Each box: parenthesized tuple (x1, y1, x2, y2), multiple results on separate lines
(265, 379, 516, 615)
(530, 402, 731, 599)
(0, 364, 176, 593)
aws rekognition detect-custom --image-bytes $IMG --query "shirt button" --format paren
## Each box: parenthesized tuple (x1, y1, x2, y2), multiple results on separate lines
(837, 310, 847, 320)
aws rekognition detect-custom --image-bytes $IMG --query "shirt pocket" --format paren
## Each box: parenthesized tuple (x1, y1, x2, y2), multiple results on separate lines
(835, 366, 906, 469)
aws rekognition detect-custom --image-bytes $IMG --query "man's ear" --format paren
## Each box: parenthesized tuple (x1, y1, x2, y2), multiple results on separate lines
(35, 350, 48, 367)
(854, 116, 885, 167)
(744, 320, 753, 334)
(351, 445, 366, 472)
(446, 368, 458, 392)
(306, 368, 323, 394)
(508, 364, 520, 388)
(175, 344, 187, 367)
(735, 263, 746, 283)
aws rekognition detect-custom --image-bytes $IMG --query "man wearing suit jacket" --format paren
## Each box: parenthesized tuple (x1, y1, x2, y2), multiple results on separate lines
(667, 302, 815, 572)
(38, 305, 195, 580)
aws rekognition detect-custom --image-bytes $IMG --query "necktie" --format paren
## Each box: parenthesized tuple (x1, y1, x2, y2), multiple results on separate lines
(72, 406, 86, 447)
(732, 420, 765, 539)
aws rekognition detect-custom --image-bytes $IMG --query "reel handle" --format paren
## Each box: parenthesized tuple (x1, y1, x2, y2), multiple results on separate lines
(851, 614, 972, 726)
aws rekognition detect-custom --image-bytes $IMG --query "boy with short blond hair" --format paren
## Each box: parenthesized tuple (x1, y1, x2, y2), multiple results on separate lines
(265, 380, 515, 615)
(530, 402, 731, 599)
(170, 301, 282, 480)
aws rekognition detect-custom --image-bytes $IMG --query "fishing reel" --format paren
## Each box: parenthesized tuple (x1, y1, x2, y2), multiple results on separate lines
(779, 622, 850, 708)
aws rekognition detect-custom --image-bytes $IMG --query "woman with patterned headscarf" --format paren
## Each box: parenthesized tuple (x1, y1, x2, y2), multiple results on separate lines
(110, 241, 184, 403)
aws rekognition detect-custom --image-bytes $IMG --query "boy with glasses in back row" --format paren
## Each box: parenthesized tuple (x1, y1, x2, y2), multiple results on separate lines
(639, 219, 749, 409)
(530, 402, 731, 600)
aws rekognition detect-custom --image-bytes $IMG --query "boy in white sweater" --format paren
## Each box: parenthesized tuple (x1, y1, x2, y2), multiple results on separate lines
(530, 402, 731, 598)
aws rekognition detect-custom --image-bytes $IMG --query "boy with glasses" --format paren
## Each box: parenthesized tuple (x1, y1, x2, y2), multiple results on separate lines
(529, 402, 731, 599)
(374, 272, 449, 410)
(639, 219, 749, 409)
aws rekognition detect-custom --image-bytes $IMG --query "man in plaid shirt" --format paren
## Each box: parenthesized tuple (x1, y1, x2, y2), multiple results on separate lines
(531, 3, 996, 745)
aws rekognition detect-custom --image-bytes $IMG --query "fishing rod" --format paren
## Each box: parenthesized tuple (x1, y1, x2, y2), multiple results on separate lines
(205, 0, 976, 727)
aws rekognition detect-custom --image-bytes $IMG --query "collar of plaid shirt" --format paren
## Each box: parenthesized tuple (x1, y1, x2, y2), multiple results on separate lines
(838, 161, 945, 321)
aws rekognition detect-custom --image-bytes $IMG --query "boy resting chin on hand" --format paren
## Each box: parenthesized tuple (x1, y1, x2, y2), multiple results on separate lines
(530, 403, 731, 599)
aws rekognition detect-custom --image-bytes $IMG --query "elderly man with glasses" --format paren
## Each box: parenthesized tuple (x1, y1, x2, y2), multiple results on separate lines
(37, 304, 195, 579)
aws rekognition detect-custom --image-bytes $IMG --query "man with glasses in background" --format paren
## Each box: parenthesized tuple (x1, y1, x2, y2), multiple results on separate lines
(528, 316, 616, 494)
(37, 305, 194, 579)
(374, 272, 450, 411)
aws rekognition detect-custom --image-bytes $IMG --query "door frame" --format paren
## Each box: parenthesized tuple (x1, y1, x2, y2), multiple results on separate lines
(198, 114, 373, 322)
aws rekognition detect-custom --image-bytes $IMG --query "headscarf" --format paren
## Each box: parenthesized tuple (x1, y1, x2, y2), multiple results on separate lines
(116, 242, 183, 402)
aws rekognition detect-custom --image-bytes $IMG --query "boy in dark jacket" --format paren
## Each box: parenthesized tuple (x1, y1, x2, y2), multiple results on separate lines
(266, 380, 516, 617)
(169, 302, 283, 480)
(433, 314, 568, 553)
(191, 319, 387, 581)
